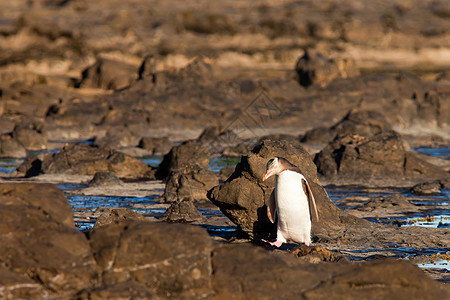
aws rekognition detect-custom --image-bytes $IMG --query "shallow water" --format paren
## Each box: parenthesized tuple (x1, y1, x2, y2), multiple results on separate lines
(412, 146, 450, 159)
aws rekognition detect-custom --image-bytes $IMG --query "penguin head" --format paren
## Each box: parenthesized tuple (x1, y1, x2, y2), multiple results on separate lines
(262, 157, 281, 181)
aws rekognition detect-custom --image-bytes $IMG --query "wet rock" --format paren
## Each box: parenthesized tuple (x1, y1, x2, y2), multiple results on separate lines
(302, 258, 447, 299)
(163, 167, 218, 202)
(301, 109, 392, 143)
(411, 181, 443, 195)
(16, 154, 45, 177)
(290, 244, 349, 263)
(93, 207, 145, 229)
(295, 49, 359, 87)
(212, 244, 446, 299)
(93, 127, 135, 149)
(79, 58, 138, 91)
(208, 139, 341, 239)
(138, 136, 173, 155)
(88, 221, 214, 299)
(156, 139, 211, 180)
(160, 199, 206, 222)
(0, 134, 27, 158)
(12, 125, 48, 151)
(0, 183, 99, 297)
(20, 143, 154, 179)
(88, 171, 123, 187)
(358, 194, 417, 212)
(138, 54, 162, 80)
(314, 131, 449, 185)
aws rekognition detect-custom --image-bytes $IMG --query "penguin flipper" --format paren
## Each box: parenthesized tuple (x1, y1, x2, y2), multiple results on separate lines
(266, 189, 276, 223)
(302, 179, 319, 222)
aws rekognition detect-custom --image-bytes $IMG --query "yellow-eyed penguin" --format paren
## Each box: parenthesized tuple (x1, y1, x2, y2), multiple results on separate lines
(262, 157, 319, 247)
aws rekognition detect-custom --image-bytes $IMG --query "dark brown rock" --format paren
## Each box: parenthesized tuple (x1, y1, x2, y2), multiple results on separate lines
(93, 127, 135, 149)
(35, 143, 154, 179)
(0, 183, 99, 298)
(295, 49, 359, 87)
(93, 207, 145, 229)
(12, 125, 47, 151)
(88, 221, 214, 299)
(79, 58, 138, 91)
(160, 199, 206, 222)
(163, 167, 218, 202)
(88, 171, 123, 187)
(411, 180, 443, 195)
(290, 244, 349, 263)
(211, 244, 447, 299)
(156, 139, 211, 179)
(0, 134, 27, 158)
(208, 139, 341, 239)
(301, 109, 393, 143)
(314, 131, 449, 185)
(138, 136, 173, 155)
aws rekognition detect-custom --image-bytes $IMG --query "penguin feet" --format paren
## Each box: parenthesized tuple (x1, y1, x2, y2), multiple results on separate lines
(262, 239, 283, 247)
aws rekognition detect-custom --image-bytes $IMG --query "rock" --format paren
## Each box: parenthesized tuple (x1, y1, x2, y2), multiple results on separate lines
(212, 244, 446, 299)
(163, 167, 219, 202)
(0, 134, 27, 158)
(290, 244, 349, 263)
(12, 124, 48, 151)
(197, 126, 239, 154)
(19, 143, 154, 179)
(93, 207, 145, 229)
(88, 171, 123, 187)
(79, 58, 139, 91)
(411, 181, 443, 195)
(160, 199, 206, 222)
(295, 49, 359, 87)
(88, 221, 214, 299)
(358, 194, 417, 211)
(156, 139, 211, 179)
(208, 139, 341, 239)
(314, 131, 449, 185)
(138, 136, 173, 155)
(93, 127, 135, 149)
(302, 258, 447, 299)
(15, 154, 45, 177)
(0, 183, 99, 297)
(301, 109, 392, 143)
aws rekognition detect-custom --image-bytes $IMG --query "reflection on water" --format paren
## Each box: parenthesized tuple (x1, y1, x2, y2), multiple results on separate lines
(0, 158, 23, 174)
(411, 146, 450, 159)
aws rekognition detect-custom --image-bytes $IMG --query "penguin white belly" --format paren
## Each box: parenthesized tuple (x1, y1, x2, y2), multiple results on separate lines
(275, 170, 311, 245)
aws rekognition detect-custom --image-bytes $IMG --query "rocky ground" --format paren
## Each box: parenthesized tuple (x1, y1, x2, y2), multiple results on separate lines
(0, 0, 450, 298)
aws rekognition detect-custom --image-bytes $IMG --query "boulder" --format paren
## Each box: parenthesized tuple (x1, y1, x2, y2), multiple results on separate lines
(88, 221, 214, 299)
(79, 58, 138, 91)
(0, 134, 27, 158)
(295, 49, 359, 87)
(156, 139, 211, 179)
(88, 171, 123, 187)
(211, 244, 446, 299)
(0, 183, 99, 298)
(17, 143, 154, 179)
(208, 139, 341, 239)
(93, 127, 135, 149)
(93, 207, 145, 229)
(314, 131, 449, 185)
(301, 109, 392, 143)
(138, 136, 173, 155)
(163, 167, 218, 202)
(12, 125, 48, 151)
(410, 180, 444, 195)
(160, 199, 206, 222)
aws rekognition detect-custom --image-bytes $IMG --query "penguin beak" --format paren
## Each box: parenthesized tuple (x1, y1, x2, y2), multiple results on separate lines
(262, 170, 273, 181)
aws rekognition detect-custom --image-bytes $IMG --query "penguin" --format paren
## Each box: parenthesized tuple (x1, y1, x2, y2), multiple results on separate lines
(262, 157, 319, 247)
